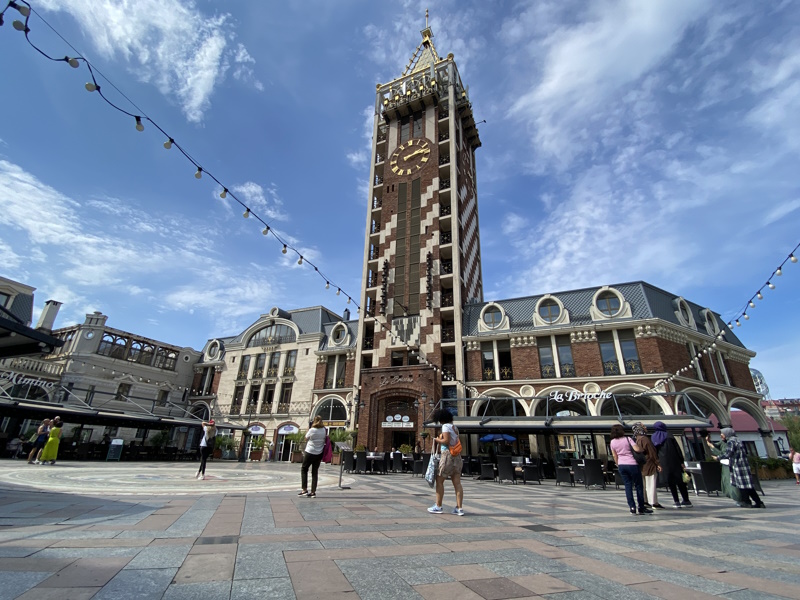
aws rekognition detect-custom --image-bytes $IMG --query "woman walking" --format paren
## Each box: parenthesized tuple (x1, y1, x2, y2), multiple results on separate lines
(427, 408, 464, 516)
(38, 417, 62, 465)
(704, 431, 740, 502)
(713, 427, 765, 508)
(196, 420, 216, 480)
(28, 419, 50, 464)
(790, 447, 800, 485)
(298, 416, 326, 498)
(651, 421, 692, 508)
(609, 424, 651, 515)
(633, 423, 663, 509)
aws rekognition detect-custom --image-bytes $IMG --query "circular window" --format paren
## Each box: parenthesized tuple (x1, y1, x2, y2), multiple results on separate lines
(332, 325, 346, 344)
(482, 306, 502, 328)
(182, 354, 190, 362)
(207, 341, 219, 358)
(596, 291, 621, 316)
(538, 299, 560, 323)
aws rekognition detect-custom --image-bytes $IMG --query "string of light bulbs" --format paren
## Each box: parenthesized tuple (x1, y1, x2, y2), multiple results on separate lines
(2, 0, 489, 399)
(635, 241, 799, 397)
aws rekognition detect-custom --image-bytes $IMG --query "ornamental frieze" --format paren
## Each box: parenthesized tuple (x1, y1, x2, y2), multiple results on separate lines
(509, 335, 536, 348)
(570, 331, 597, 343)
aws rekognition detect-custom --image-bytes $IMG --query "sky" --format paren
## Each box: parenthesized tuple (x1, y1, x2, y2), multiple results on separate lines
(0, 0, 798, 398)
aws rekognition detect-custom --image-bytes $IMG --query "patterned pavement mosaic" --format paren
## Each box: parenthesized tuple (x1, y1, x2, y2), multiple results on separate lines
(0, 459, 799, 599)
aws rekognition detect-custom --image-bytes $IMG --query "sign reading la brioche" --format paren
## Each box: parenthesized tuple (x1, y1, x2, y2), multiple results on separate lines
(547, 390, 611, 402)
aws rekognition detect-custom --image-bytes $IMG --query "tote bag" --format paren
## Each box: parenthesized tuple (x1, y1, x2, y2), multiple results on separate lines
(425, 452, 440, 487)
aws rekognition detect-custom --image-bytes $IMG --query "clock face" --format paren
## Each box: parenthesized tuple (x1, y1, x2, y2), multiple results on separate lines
(390, 138, 431, 176)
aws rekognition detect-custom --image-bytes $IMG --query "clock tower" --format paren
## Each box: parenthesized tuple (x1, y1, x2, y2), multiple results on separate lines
(354, 21, 483, 450)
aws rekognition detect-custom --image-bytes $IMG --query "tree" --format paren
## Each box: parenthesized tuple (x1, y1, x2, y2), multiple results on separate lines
(781, 414, 800, 450)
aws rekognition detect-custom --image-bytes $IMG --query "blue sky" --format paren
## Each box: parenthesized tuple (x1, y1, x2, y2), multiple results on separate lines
(0, 0, 798, 398)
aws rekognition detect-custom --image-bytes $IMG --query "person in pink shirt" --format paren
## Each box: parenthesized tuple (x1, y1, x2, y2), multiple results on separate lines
(791, 447, 800, 485)
(609, 424, 652, 515)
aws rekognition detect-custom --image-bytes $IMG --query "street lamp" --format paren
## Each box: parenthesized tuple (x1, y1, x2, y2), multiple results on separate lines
(414, 392, 434, 451)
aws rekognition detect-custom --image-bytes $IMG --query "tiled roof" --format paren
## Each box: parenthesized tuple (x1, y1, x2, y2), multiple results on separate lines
(708, 411, 787, 433)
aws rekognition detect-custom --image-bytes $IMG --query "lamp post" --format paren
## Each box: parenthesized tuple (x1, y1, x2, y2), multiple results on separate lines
(238, 401, 257, 463)
(414, 392, 434, 451)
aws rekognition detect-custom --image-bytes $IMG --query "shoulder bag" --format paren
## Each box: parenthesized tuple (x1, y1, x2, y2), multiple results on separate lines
(627, 437, 647, 466)
(425, 451, 440, 487)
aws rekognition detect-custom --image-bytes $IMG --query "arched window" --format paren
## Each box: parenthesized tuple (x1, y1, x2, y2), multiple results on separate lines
(596, 291, 621, 316)
(482, 306, 502, 328)
(315, 398, 348, 422)
(247, 324, 296, 347)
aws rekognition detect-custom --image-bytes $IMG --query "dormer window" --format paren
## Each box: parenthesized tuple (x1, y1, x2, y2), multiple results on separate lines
(332, 324, 347, 345)
(597, 291, 621, 316)
(538, 299, 560, 323)
(483, 306, 502, 328)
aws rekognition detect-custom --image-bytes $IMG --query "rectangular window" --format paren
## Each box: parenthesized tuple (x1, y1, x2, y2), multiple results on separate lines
(249, 385, 260, 411)
(253, 353, 266, 378)
(481, 342, 495, 381)
(497, 340, 513, 380)
(201, 367, 214, 395)
(537, 337, 556, 378)
(283, 350, 297, 376)
(157, 390, 169, 406)
(400, 115, 410, 142)
(267, 352, 280, 377)
(335, 356, 346, 387)
(686, 343, 705, 381)
(263, 383, 275, 413)
(556, 335, 575, 377)
(391, 351, 405, 367)
(115, 383, 132, 402)
(85, 385, 96, 406)
(325, 356, 336, 388)
(598, 331, 619, 375)
(412, 110, 422, 137)
(231, 385, 244, 413)
(238, 355, 252, 379)
(618, 329, 642, 374)
(716, 352, 730, 386)
(278, 383, 293, 413)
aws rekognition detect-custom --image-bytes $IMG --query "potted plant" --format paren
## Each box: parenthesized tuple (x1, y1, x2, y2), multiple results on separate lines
(249, 436, 264, 461)
(399, 443, 413, 456)
(287, 430, 306, 463)
(329, 429, 351, 465)
(354, 443, 366, 452)
(216, 435, 236, 459)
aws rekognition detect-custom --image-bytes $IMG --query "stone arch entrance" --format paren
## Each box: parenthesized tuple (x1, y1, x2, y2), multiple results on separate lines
(730, 395, 778, 458)
(365, 388, 419, 452)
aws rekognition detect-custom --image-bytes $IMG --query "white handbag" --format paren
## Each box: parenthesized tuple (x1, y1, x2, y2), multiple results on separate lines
(425, 452, 440, 487)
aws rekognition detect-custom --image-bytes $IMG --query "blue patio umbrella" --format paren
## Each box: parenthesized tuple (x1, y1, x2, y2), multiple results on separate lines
(479, 433, 516, 443)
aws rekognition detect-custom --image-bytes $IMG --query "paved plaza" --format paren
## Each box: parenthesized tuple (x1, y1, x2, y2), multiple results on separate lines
(0, 460, 799, 600)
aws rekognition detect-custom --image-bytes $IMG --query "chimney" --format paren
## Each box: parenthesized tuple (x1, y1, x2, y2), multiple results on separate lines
(35, 300, 62, 332)
(343, 308, 350, 321)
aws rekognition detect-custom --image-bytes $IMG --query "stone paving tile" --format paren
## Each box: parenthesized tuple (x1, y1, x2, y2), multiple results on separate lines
(284, 547, 373, 562)
(287, 559, 354, 595)
(149, 536, 197, 546)
(33, 547, 144, 559)
(394, 566, 456, 586)
(0, 569, 52, 598)
(553, 570, 662, 600)
(49, 538, 151, 548)
(510, 573, 582, 595)
(37, 556, 132, 588)
(163, 581, 232, 600)
(0, 556, 75, 571)
(123, 544, 192, 569)
(724, 591, 797, 600)
(628, 580, 724, 599)
(230, 577, 296, 600)
(441, 564, 502, 581)
(462, 576, 541, 600)
(16, 586, 101, 600)
(92, 566, 177, 599)
(173, 552, 235, 584)
(705, 571, 800, 598)
(234, 545, 289, 580)
(189, 542, 238, 555)
(483, 560, 548, 577)
(413, 581, 486, 600)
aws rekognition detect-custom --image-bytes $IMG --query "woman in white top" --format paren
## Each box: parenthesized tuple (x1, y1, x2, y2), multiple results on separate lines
(299, 415, 327, 498)
(196, 420, 216, 480)
(428, 408, 464, 516)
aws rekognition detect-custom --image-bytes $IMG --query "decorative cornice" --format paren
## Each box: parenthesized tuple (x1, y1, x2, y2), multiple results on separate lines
(726, 349, 752, 363)
(570, 331, 597, 343)
(509, 335, 536, 348)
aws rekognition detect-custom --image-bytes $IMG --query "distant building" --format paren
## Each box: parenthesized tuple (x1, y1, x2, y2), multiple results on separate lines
(762, 398, 800, 419)
(705, 411, 789, 457)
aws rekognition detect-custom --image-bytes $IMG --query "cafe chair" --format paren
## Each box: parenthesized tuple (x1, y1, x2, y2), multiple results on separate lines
(392, 453, 403, 473)
(583, 459, 606, 489)
(556, 466, 575, 486)
(343, 451, 354, 473)
(497, 455, 519, 484)
(355, 451, 367, 474)
(570, 458, 585, 484)
(522, 463, 541, 484)
(479, 462, 496, 481)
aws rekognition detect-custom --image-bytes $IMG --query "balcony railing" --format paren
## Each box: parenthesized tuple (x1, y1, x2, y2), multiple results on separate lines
(603, 360, 621, 376)
(372, 197, 382, 209)
(369, 247, 380, 260)
(371, 222, 380, 234)
(560, 362, 576, 378)
(439, 155, 450, 166)
(441, 260, 453, 275)
(440, 231, 452, 244)
(377, 127, 387, 142)
(375, 153, 384, 164)
(367, 275, 378, 287)
(441, 292, 453, 307)
(442, 327, 455, 343)
(482, 367, 494, 381)
(236, 370, 249, 379)
(363, 337, 374, 350)
(540, 364, 556, 379)
(374, 175, 383, 186)
(625, 359, 643, 374)
(440, 204, 451, 216)
(251, 368, 263, 378)
(439, 132, 450, 142)
(0, 356, 64, 377)
(439, 109, 449, 119)
(230, 402, 242, 414)
(500, 367, 514, 381)
(276, 403, 290, 414)
(283, 366, 295, 377)
(440, 179, 451, 190)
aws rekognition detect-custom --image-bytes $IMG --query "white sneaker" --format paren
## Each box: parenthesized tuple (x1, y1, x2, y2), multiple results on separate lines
(34, 460, 41, 465)
(427, 505, 443, 514)
(451, 507, 465, 516)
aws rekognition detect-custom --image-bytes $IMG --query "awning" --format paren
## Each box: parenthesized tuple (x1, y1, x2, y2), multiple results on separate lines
(437, 414, 712, 434)
(0, 397, 246, 430)
(0, 315, 64, 358)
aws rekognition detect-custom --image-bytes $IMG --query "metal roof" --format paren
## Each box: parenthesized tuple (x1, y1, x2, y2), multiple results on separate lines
(319, 320, 359, 352)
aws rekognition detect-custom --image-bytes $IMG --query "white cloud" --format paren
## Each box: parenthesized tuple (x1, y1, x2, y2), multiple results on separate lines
(231, 182, 287, 221)
(37, 0, 262, 122)
(762, 199, 800, 227)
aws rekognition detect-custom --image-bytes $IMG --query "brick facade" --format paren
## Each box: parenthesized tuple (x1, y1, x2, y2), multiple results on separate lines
(572, 343, 603, 378)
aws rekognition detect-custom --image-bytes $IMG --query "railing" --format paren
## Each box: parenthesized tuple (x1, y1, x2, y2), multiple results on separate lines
(441, 260, 453, 275)
(439, 132, 450, 142)
(367, 275, 379, 288)
(440, 179, 451, 190)
(369, 247, 380, 260)
(0, 356, 64, 377)
(283, 367, 295, 377)
(266, 367, 279, 377)
(442, 327, 455, 343)
(442, 367, 456, 380)
(440, 204, 451, 216)
(261, 402, 272, 414)
(540, 364, 556, 379)
(374, 175, 383, 185)
(440, 231, 452, 244)
(375, 153, 384, 164)
(603, 360, 621, 376)
(439, 155, 450, 166)
(276, 403, 290, 414)
(251, 368, 263, 378)
(625, 359, 643, 374)
(560, 362, 576, 378)
(439, 109, 449, 119)
(363, 337, 374, 350)
(377, 131, 386, 142)
(441, 292, 453, 307)
(236, 370, 249, 379)
(372, 197, 382, 209)
(500, 367, 514, 381)
(482, 368, 494, 381)
(371, 222, 380, 234)
(230, 402, 242, 414)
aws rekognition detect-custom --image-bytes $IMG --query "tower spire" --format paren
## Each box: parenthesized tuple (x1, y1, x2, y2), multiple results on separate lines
(401, 11, 440, 77)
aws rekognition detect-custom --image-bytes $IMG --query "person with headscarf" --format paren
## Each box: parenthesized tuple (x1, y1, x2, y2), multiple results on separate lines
(712, 427, 765, 508)
(651, 421, 692, 508)
(703, 430, 740, 502)
(609, 424, 651, 515)
(633, 423, 663, 509)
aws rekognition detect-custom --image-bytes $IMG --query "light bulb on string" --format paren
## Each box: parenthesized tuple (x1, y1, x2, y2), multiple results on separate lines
(12, 20, 27, 31)
(744, 314, 750, 320)
(262, 226, 269, 235)
(85, 82, 98, 92)
(66, 57, 79, 68)
(347, 297, 351, 304)
(776, 267, 782, 276)
(768, 282, 775, 290)
(749, 300, 755, 308)
(219, 188, 227, 199)
(325, 281, 330, 289)
(163, 138, 173, 149)
(336, 288, 341, 296)
(12, 2, 30, 16)
(757, 291, 763, 300)
(791, 254, 798, 263)
(297, 256, 303, 265)
(281, 245, 287, 254)
(194, 167, 203, 179)
(735, 319, 741, 327)
(134, 116, 144, 132)
(243, 208, 250, 219)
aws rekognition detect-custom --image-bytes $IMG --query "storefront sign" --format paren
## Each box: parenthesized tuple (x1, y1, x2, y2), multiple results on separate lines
(548, 390, 611, 403)
(249, 425, 265, 435)
(0, 369, 56, 390)
(379, 374, 414, 387)
(278, 425, 299, 435)
(381, 422, 414, 428)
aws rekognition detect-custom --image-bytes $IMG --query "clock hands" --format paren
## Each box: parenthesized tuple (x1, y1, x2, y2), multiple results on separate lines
(403, 148, 428, 160)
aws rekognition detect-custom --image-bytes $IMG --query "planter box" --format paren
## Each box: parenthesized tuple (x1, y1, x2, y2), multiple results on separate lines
(290, 451, 304, 463)
(757, 467, 790, 480)
(250, 451, 263, 461)
(331, 453, 342, 466)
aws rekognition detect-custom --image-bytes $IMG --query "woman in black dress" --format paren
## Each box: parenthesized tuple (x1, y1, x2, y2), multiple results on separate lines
(651, 421, 692, 509)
